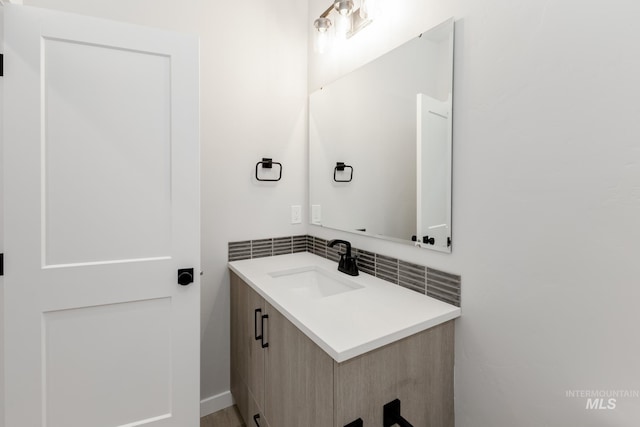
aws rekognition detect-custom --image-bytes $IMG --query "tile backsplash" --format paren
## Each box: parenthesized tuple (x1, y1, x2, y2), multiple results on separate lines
(228, 234, 461, 307)
(228, 235, 307, 261)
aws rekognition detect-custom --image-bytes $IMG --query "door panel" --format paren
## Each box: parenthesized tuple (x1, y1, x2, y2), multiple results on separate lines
(43, 37, 172, 266)
(3, 5, 200, 427)
(44, 299, 172, 427)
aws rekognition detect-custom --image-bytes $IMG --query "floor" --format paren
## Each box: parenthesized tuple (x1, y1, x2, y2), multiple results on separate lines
(200, 405, 245, 427)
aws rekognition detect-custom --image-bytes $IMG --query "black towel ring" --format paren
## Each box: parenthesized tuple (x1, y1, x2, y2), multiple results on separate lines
(255, 158, 282, 182)
(333, 162, 353, 182)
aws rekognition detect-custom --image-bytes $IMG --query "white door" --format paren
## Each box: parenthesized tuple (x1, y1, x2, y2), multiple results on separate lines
(3, 5, 200, 427)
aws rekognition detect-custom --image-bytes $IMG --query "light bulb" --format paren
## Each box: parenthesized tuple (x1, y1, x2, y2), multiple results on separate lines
(316, 31, 330, 53)
(333, 0, 354, 16)
(314, 17, 332, 33)
(333, 12, 351, 40)
(314, 17, 334, 53)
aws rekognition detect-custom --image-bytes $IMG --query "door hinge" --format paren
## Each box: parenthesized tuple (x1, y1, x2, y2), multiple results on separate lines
(0, 54, 3, 77)
(0, 253, 4, 276)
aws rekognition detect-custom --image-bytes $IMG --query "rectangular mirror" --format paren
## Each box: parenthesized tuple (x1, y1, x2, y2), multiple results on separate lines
(309, 18, 454, 252)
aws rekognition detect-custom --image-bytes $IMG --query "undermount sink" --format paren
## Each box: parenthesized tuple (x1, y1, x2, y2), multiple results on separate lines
(268, 266, 363, 299)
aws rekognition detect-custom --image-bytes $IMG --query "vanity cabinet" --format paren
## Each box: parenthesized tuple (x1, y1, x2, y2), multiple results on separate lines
(231, 272, 333, 427)
(230, 271, 455, 427)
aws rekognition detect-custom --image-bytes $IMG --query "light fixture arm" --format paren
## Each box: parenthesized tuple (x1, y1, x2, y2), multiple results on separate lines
(319, 4, 334, 18)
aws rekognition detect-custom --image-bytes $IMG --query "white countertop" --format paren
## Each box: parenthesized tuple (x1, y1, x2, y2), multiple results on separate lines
(228, 252, 461, 363)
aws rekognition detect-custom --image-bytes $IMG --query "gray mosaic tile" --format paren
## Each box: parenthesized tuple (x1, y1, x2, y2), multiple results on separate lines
(427, 288, 460, 306)
(312, 237, 328, 258)
(375, 254, 399, 284)
(355, 249, 375, 276)
(251, 238, 273, 259)
(306, 235, 314, 253)
(273, 237, 293, 256)
(398, 260, 426, 293)
(428, 268, 461, 282)
(427, 267, 461, 307)
(293, 235, 307, 253)
(228, 241, 251, 261)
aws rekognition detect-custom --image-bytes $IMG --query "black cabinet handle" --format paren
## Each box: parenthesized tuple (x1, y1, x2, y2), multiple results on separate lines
(345, 419, 363, 427)
(253, 413, 261, 426)
(260, 314, 269, 348)
(254, 308, 262, 341)
(383, 399, 414, 427)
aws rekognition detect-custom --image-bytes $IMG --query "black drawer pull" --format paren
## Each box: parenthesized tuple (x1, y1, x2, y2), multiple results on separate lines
(383, 399, 413, 427)
(345, 419, 363, 427)
(260, 314, 269, 348)
(254, 308, 262, 341)
(253, 413, 261, 426)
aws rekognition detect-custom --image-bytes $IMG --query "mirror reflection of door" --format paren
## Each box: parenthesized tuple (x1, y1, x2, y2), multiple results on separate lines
(417, 93, 452, 251)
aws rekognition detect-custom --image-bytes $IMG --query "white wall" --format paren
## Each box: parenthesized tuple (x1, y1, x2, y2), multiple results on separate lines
(20, 0, 309, 406)
(309, 0, 640, 425)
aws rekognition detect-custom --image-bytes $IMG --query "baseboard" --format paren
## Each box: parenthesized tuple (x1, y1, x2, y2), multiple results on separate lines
(200, 390, 234, 417)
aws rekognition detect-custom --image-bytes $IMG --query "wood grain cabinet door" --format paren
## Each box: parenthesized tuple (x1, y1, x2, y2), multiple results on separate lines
(230, 272, 250, 419)
(231, 273, 268, 420)
(247, 283, 267, 412)
(231, 272, 250, 387)
(333, 321, 455, 427)
(264, 303, 334, 427)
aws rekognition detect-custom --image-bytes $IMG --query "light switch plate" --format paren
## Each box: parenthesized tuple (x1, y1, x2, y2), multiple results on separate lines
(291, 205, 302, 224)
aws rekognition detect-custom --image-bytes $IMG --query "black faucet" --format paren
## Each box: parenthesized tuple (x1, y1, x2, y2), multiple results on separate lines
(327, 239, 359, 276)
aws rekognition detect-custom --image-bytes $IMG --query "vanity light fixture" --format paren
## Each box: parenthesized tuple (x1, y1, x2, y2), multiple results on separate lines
(313, 0, 376, 52)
